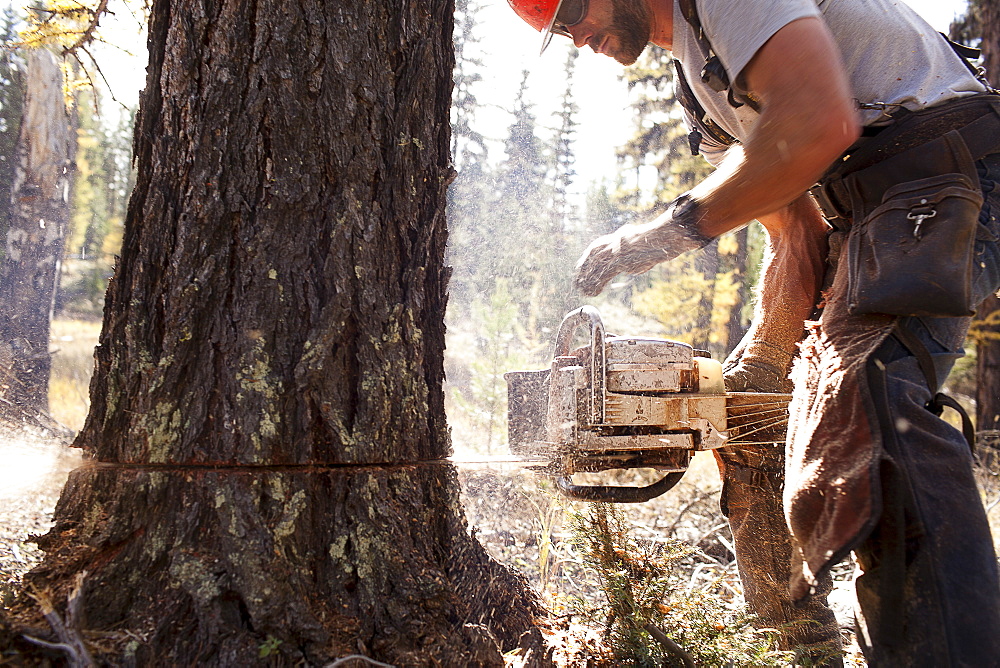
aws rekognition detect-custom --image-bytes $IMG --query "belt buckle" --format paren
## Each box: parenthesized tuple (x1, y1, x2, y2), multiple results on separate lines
(810, 180, 850, 227)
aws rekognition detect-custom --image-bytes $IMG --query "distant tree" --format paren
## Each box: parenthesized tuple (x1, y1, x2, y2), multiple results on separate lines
(64, 97, 134, 310)
(0, 8, 26, 240)
(9, 1, 545, 664)
(451, 0, 487, 172)
(551, 48, 579, 233)
(0, 46, 74, 415)
(585, 180, 633, 237)
(953, 2, 1000, 436)
(447, 0, 493, 318)
(491, 69, 577, 344)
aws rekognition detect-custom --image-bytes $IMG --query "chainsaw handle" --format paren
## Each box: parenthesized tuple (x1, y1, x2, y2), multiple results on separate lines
(554, 471, 685, 503)
(553, 305, 604, 356)
(552, 306, 606, 424)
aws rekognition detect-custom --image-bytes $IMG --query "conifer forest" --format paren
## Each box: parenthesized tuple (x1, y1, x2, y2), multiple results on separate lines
(0, 0, 995, 665)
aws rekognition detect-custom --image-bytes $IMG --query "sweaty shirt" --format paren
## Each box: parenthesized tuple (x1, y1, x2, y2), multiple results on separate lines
(672, 0, 987, 160)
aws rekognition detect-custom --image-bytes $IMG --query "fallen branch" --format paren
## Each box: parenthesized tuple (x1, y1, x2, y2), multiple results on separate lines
(665, 486, 721, 537)
(644, 623, 696, 667)
(25, 572, 94, 668)
(987, 494, 1000, 514)
(325, 655, 397, 668)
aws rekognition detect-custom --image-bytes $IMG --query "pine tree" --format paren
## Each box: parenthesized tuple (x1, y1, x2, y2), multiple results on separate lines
(451, 0, 487, 173)
(491, 70, 577, 346)
(65, 97, 134, 310)
(551, 48, 579, 233)
(446, 0, 492, 318)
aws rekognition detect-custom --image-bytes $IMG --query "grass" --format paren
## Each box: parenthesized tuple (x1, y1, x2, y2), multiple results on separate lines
(48, 317, 102, 433)
(567, 502, 794, 667)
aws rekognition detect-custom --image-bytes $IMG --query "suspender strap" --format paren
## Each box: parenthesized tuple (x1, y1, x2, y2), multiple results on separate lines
(674, 0, 759, 112)
(673, 59, 738, 155)
(677, 0, 701, 36)
(941, 33, 999, 94)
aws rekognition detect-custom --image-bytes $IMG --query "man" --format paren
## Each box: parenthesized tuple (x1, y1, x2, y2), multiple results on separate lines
(507, 0, 1000, 665)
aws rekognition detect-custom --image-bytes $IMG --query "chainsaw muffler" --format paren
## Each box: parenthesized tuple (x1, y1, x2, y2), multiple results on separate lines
(505, 306, 789, 503)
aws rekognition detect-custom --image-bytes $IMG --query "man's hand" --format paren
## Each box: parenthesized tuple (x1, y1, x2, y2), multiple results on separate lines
(574, 196, 711, 295)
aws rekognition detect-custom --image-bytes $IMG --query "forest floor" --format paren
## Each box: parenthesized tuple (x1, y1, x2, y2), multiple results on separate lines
(455, 453, 869, 666)
(0, 432, 80, 609)
(2, 318, 998, 665)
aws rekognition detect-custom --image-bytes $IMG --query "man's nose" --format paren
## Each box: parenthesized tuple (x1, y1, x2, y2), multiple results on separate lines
(570, 28, 589, 49)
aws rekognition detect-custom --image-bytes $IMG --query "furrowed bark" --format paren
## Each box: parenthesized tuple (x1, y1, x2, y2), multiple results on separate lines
(9, 2, 548, 665)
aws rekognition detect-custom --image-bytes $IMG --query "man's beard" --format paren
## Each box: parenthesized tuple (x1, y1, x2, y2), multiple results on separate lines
(607, 0, 652, 65)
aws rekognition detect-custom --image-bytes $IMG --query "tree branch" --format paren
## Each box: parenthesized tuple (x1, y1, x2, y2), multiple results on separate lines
(61, 0, 109, 59)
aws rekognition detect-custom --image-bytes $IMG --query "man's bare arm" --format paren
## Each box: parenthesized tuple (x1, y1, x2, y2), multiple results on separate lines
(693, 16, 860, 237)
(574, 17, 857, 295)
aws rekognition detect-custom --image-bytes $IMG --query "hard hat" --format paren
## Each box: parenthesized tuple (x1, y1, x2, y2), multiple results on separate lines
(507, 0, 567, 54)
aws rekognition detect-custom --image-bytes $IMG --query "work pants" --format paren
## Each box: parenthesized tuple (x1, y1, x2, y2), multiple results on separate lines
(849, 153, 1000, 667)
(717, 153, 1000, 667)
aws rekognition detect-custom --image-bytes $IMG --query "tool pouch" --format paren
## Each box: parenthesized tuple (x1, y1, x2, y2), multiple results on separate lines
(841, 130, 984, 316)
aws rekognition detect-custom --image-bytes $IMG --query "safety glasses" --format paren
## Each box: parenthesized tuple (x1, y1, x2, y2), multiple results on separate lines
(554, 0, 588, 31)
(541, 0, 589, 52)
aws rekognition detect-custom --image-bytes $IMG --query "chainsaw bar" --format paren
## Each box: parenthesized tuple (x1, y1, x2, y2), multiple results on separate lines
(451, 393, 793, 468)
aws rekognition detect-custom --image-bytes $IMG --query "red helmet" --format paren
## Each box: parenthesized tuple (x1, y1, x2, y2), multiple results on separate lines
(507, 0, 566, 53)
(507, 0, 561, 32)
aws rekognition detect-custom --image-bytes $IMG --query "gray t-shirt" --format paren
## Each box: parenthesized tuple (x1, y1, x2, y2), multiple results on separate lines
(672, 0, 987, 160)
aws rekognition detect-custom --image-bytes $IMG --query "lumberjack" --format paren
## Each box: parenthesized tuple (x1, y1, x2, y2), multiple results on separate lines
(507, 0, 1000, 665)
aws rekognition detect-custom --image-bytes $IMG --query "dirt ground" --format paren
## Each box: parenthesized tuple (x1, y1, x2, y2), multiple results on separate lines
(0, 431, 81, 608)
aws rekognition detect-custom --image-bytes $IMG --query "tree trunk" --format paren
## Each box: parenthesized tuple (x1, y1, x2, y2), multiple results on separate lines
(976, 294, 1000, 432)
(11, 1, 546, 665)
(976, 0, 1000, 440)
(0, 48, 72, 416)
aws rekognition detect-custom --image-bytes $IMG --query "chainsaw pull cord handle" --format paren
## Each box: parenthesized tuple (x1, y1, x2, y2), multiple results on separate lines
(555, 471, 686, 503)
(552, 306, 606, 424)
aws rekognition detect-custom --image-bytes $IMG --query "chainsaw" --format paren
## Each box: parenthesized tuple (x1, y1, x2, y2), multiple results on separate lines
(504, 306, 790, 503)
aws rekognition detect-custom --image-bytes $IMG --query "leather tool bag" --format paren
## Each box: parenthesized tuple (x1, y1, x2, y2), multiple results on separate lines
(844, 132, 983, 316)
(811, 95, 1000, 317)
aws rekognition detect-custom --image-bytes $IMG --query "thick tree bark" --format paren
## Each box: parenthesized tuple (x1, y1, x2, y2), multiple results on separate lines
(10, 1, 547, 665)
(0, 48, 72, 416)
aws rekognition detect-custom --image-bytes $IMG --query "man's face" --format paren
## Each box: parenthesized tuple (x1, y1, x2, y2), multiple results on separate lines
(563, 0, 652, 66)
